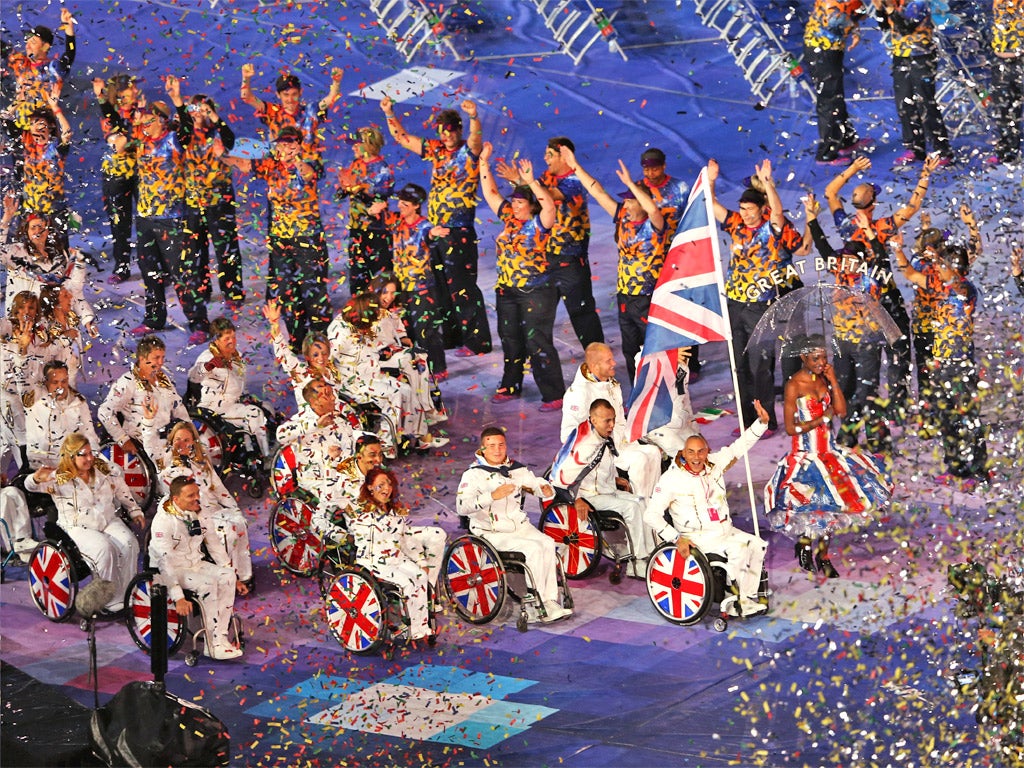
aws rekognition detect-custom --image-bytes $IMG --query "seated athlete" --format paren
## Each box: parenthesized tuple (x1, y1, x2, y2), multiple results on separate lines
(456, 427, 570, 623)
(550, 398, 652, 577)
(643, 400, 771, 617)
(149, 476, 245, 660)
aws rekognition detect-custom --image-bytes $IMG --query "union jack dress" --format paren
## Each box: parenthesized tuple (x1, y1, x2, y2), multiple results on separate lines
(764, 394, 892, 538)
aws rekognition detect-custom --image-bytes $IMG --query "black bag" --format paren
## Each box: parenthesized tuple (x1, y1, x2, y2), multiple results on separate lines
(89, 681, 230, 767)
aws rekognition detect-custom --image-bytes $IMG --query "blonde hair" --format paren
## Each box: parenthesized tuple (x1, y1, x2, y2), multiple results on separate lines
(55, 433, 108, 482)
(166, 420, 212, 477)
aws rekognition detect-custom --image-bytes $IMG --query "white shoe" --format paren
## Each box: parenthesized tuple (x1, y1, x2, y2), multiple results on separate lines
(541, 604, 572, 623)
(720, 595, 739, 617)
(208, 638, 243, 660)
(15, 538, 38, 563)
(739, 597, 768, 616)
(417, 435, 449, 450)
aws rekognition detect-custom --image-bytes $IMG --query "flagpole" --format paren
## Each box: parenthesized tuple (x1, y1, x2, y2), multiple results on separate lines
(719, 311, 761, 537)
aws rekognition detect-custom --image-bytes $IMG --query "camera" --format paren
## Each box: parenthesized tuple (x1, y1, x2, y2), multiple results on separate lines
(186, 518, 202, 537)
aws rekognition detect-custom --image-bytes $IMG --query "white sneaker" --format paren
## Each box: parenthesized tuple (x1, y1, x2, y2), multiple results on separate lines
(739, 597, 768, 616)
(720, 595, 739, 617)
(541, 604, 572, 622)
(15, 538, 38, 563)
(208, 639, 243, 660)
(418, 435, 449, 450)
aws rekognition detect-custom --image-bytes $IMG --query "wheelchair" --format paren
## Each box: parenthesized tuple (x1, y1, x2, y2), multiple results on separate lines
(539, 498, 635, 584)
(267, 492, 354, 595)
(98, 443, 156, 511)
(644, 542, 769, 632)
(185, 382, 280, 500)
(27, 520, 138, 629)
(323, 565, 437, 657)
(337, 392, 400, 458)
(440, 534, 572, 633)
(124, 569, 244, 667)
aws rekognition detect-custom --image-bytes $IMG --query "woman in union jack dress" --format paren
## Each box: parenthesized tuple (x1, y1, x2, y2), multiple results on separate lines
(764, 335, 892, 578)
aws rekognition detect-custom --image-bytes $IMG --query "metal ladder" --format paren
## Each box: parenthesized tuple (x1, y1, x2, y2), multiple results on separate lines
(693, 0, 816, 106)
(368, 0, 462, 62)
(527, 0, 628, 65)
(931, 29, 990, 139)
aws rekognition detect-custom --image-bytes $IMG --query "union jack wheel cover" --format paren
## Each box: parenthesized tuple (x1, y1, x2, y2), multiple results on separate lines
(541, 503, 601, 579)
(270, 498, 322, 576)
(29, 542, 76, 621)
(192, 416, 224, 469)
(125, 573, 186, 654)
(270, 444, 299, 499)
(100, 443, 153, 509)
(646, 544, 712, 626)
(325, 570, 386, 654)
(442, 536, 505, 624)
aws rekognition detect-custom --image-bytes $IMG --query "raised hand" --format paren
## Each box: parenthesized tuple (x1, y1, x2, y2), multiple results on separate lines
(518, 158, 534, 184)
(261, 300, 281, 324)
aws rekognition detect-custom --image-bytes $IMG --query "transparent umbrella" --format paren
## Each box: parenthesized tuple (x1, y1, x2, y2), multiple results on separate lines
(743, 283, 903, 362)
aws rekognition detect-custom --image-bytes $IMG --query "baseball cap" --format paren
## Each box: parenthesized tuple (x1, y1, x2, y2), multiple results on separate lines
(26, 26, 54, 46)
(640, 148, 666, 168)
(395, 183, 426, 205)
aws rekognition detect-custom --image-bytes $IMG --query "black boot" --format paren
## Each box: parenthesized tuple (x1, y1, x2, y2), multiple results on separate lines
(815, 538, 839, 579)
(795, 537, 814, 572)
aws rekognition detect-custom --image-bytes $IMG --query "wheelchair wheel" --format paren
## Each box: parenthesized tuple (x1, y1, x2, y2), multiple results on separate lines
(269, 497, 323, 576)
(191, 413, 225, 470)
(540, 502, 602, 580)
(269, 444, 299, 499)
(441, 535, 506, 625)
(99, 443, 155, 510)
(28, 541, 77, 622)
(124, 572, 186, 655)
(317, 539, 355, 598)
(646, 543, 713, 626)
(324, 568, 388, 654)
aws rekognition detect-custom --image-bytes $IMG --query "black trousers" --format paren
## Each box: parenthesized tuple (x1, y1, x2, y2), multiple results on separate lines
(727, 299, 778, 431)
(992, 56, 1024, 162)
(102, 174, 135, 277)
(891, 53, 950, 156)
(185, 195, 244, 305)
(430, 225, 492, 354)
(268, 232, 331, 350)
(547, 252, 604, 349)
(805, 45, 857, 159)
(834, 339, 889, 453)
(496, 284, 565, 403)
(136, 216, 208, 332)
(347, 226, 392, 295)
(405, 283, 448, 375)
(932, 358, 987, 479)
(617, 292, 652, 385)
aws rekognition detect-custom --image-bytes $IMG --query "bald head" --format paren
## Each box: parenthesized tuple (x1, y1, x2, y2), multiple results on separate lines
(851, 183, 876, 210)
(681, 434, 710, 473)
(584, 343, 616, 381)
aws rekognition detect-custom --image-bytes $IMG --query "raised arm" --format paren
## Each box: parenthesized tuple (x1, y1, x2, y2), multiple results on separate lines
(959, 203, 983, 263)
(755, 159, 786, 231)
(520, 159, 556, 229)
(616, 160, 663, 229)
(890, 232, 927, 287)
(824, 155, 870, 214)
(477, 142, 504, 215)
(318, 67, 344, 114)
(563, 146, 617, 217)
(379, 95, 423, 155)
(706, 159, 728, 223)
(462, 99, 483, 156)
(893, 155, 939, 227)
(165, 76, 193, 147)
(239, 63, 266, 112)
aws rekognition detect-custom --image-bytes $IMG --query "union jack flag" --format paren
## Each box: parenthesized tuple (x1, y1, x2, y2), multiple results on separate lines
(626, 167, 730, 442)
(327, 572, 384, 652)
(647, 547, 708, 622)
